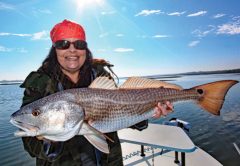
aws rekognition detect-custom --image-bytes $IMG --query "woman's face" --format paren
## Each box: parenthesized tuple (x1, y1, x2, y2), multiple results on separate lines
(55, 38, 86, 74)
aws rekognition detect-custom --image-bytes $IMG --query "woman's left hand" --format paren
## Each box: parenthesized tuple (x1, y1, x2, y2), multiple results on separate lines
(152, 101, 173, 118)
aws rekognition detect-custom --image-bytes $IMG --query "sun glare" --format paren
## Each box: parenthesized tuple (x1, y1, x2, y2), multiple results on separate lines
(73, 0, 105, 11)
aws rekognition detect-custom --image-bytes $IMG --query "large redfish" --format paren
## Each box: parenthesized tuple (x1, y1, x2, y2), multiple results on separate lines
(10, 77, 238, 153)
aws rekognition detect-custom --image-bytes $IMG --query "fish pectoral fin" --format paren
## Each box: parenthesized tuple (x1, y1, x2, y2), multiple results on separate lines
(120, 77, 183, 90)
(89, 76, 117, 89)
(14, 130, 31, 137)
(84, 134, 109, 154)
(81, 122, 110, 154)
(80, 122, 114, 142)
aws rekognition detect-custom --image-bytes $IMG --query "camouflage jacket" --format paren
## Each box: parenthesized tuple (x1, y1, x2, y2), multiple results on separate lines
(20, 59, 147, 166)
(20, 59, 123, 166)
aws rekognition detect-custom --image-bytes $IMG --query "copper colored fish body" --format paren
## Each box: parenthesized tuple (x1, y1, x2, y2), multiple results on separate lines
(75, 87, 199, 132)
(10, 77, 238, 153)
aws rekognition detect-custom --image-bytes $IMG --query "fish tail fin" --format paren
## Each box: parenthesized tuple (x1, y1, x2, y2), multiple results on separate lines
(192, 80, 238, 115)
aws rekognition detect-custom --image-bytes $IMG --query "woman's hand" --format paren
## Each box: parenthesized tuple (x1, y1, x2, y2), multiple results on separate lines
(152, 101, 173, 118)
(36, 136, 53, 143)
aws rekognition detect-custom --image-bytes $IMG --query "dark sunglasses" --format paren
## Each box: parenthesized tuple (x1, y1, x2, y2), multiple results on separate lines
(53, 40, 87, 50)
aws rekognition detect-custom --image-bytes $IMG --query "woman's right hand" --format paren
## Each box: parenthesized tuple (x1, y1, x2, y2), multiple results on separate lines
(152, 101, 173, 118)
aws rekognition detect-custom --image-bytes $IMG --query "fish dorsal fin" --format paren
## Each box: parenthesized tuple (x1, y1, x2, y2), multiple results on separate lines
(89, 76, 117, 89)
(120, 77, 183, 90)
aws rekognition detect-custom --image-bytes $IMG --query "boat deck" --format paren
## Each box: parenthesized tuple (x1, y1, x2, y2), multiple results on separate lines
(119, 124, 223, 166)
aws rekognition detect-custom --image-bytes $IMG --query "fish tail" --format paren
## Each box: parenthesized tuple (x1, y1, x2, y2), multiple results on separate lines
(191, 80, 238, 115)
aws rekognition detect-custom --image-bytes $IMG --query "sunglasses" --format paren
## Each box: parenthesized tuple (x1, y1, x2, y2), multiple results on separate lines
(53, 40, 87, 50)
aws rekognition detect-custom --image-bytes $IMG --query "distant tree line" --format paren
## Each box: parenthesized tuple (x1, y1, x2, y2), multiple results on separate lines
(181, 68, 240, 75)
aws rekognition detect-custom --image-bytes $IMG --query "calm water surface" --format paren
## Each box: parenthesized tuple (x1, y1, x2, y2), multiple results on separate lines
(0, 74, 240, 166)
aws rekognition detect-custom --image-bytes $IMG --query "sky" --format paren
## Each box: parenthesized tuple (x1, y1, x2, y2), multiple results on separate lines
(0, 0, 239, 80)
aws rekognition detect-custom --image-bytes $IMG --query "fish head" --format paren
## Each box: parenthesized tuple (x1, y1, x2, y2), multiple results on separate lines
(10, 97, 85, 139)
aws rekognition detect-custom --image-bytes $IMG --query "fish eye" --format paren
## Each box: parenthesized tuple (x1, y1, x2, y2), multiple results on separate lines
(32, 109, 40, 116)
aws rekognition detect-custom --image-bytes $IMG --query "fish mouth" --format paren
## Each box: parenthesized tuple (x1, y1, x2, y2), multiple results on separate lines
(10, 119, 39, 136)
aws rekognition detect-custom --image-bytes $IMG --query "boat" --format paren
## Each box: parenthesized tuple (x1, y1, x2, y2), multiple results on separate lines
(118, 119, 223, 166)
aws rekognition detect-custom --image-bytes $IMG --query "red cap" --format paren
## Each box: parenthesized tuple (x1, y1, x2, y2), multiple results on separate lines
(50, 19, 86, 43)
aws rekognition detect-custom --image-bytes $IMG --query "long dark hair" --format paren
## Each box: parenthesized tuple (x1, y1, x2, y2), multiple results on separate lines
(40, 46, 93, 85)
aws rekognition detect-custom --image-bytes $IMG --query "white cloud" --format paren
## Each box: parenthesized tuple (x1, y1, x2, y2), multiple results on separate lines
(135, 10, 163, 16)
(0, 45, 12, 52)
(97, 49, 107, 52)
(0, 31, 49, 40)
(216, 16, 240, 35)
(0, 32, 31, 37)
(168, 11, 186, 16)
(137, 34, 169, 39)
(232, 16, 240, 21)
(0, 2, 15, 10)
(0, 32, 10, 36)
(38, 9, 52, 14)
(13, 33, 31, 37)
(217, 23, 240, 35)
(116, 34, 124, 37)
(31, 31, 49, 40)
(192, 26, 215, 38)
(16, 48, 28, 53)
(114, 48, 134, 52)
(192, 29, 211, 37)
(187, 11, 207, 17)
(99, 32, 109, 38)
(101, 11, 116, 15)
(32, 8, 52, 16)
(188, 41, 200, 47)
(152, 35, 169, 38)
(192, 16, 240, 36)
(0, 46, 28, 53)
(213, 13, 226, 19)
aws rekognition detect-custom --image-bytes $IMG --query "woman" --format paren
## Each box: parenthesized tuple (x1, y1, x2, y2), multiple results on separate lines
(20, 19, 172, 166)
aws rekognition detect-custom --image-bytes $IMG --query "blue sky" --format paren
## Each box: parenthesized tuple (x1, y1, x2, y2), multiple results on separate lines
(0, 0, 239, 80)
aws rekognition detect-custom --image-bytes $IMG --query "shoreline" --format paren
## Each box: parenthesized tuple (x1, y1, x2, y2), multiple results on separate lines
(119, 70, 240, 80)
(1, 70, 240, 85)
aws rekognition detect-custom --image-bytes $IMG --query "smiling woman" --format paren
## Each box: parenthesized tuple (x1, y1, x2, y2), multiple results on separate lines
(13, 19, 125, 166)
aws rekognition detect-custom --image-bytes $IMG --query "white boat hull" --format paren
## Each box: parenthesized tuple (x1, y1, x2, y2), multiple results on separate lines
(119, 124, 222, 166)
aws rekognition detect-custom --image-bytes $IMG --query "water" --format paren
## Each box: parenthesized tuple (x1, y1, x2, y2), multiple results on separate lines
(0, 74, 240, 166)
(0, 84, 35, 166)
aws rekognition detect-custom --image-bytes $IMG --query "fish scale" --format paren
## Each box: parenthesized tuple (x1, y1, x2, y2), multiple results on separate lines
(69, 88, 200, 132)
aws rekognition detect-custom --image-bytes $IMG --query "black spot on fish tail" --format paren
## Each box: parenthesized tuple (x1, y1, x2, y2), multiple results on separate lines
(197, 89, 204, 95)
